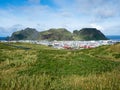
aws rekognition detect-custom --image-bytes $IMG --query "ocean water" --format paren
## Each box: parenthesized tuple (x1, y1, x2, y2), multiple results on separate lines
(107, 35, 120, 40)
(0, 37, 7, 40)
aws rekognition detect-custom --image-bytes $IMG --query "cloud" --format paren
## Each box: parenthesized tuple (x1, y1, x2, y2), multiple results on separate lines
(0, 0, 120, 36)
(53, 0, 120, 19)
(103, 24, 120, 35)
(0, 24, 25, 36)
(90, 23, 103, 30)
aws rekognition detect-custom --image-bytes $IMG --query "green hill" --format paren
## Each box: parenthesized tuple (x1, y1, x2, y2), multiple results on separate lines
(10, 28, 39, 40)
(73, 28, 108, 40)
(39, 28, 73, 40)
(10, 28, 73, 41)
(10, 27, 108, 40)
(0, 42, 120, 90)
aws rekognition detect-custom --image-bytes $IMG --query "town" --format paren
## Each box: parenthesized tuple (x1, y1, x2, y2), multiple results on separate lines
(0, 40, 119, 49)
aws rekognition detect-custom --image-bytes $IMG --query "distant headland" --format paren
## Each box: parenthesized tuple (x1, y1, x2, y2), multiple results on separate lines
(8, 27, 108, 41)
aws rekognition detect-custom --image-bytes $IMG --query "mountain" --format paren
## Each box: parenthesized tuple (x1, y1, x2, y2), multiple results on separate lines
(10, 28, 73, 40)
(73, 28, 108, 40)
(10, 27, 108, 40)
(39, 28, 73, 40)
(10, 28, 39, 40)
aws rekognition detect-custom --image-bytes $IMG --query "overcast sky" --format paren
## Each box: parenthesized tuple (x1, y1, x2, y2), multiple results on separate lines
(0, 0, 120, 36)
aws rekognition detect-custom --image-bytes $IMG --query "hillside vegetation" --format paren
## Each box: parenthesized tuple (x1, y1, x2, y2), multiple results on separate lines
(10, 28, 39, 40)
(39, 28, 73, 40)
(0, 42, 120, 90)
(73, 28, 108, 40)
(9, 28, 108, 41)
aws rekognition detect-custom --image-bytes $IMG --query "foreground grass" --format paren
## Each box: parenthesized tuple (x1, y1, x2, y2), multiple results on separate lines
(0, 42, 120, 90)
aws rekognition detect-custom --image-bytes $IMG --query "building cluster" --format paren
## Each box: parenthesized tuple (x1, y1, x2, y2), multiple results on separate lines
(0, 40, 119, 49)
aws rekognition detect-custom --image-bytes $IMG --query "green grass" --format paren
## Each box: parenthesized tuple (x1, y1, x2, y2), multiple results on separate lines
(19, 50, 119, 76)
(0, 42, 120, 90)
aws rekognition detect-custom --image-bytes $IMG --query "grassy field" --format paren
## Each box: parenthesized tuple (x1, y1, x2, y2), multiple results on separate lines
(0, 42, 120, 90)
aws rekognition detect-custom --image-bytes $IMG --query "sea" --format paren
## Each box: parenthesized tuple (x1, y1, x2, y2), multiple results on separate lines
(106, 35, 120, 40)
(0, 37, 7, 40)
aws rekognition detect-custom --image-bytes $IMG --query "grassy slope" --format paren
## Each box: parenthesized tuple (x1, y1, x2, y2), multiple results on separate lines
(0, 42, 120, 90)
(39, 28, 73, 41)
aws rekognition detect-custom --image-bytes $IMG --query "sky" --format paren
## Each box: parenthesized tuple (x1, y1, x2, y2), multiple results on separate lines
(0, 0, 120, 36)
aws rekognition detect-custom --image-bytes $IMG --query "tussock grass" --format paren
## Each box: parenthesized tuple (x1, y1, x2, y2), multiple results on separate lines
(0, 42, 120, 90)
